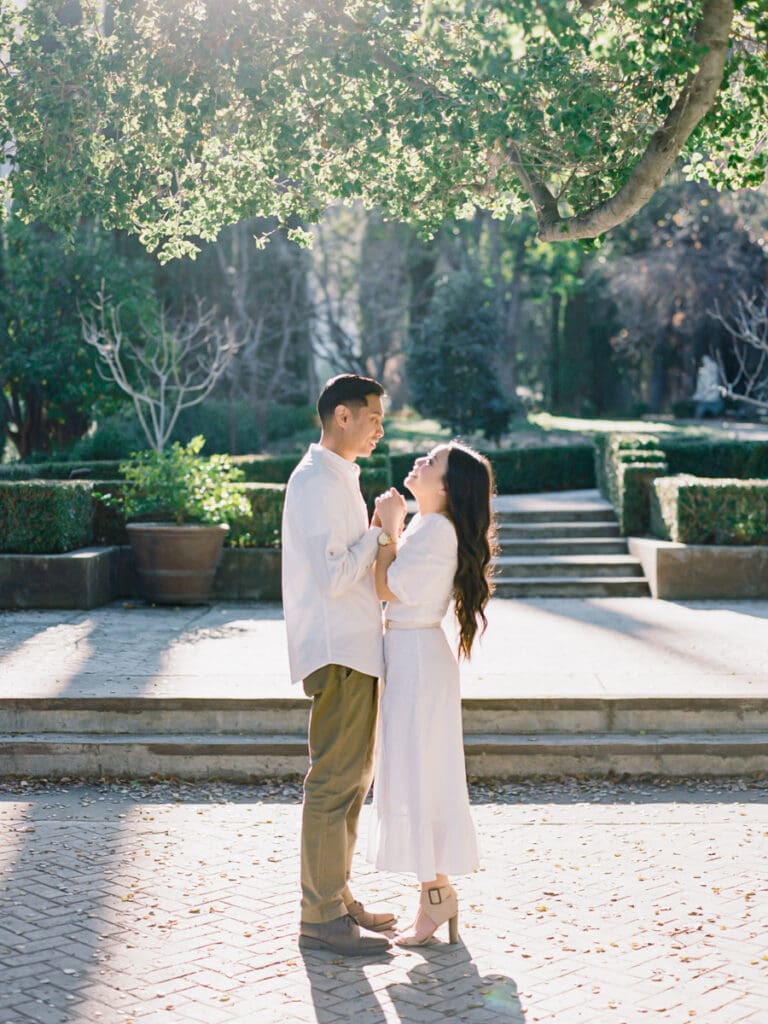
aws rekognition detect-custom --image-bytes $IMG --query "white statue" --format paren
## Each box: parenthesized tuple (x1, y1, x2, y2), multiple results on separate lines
(692, 355, 724, 417)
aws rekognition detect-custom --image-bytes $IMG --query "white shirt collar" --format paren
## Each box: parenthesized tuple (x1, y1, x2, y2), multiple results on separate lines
(310, 443, 361, 479)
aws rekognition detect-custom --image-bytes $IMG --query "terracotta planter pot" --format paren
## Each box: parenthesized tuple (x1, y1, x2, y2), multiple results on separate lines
(127, 522, 228, 605)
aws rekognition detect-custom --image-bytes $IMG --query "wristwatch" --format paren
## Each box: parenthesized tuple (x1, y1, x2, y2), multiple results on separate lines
(377, 530, 395, 546)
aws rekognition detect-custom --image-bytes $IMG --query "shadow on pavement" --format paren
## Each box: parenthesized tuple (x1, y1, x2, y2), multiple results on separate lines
(300, 941, 527, 1023)
(385, 945, 526, 1023)
(300, 947, 392, 1023)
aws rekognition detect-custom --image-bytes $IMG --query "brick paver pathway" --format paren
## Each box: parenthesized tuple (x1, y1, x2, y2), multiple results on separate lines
(0, 779, 766, 1024)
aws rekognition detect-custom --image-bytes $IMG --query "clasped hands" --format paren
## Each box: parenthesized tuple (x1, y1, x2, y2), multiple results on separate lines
(373, 487, 407, 537)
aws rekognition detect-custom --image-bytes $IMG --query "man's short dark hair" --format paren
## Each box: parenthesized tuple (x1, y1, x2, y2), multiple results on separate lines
(317, 374, 384, 425)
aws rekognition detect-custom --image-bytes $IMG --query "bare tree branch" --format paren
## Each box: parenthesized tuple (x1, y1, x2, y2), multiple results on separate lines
(81, 290, 240, 451)
(710, 285, 768, 412)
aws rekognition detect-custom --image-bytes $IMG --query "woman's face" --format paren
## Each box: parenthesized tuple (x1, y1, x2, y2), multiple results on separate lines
(404, 445, 450, 501)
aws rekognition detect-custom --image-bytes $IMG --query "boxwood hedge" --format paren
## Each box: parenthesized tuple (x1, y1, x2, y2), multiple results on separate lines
(651, 475, 768, 545)
(0, 481, 94, 553)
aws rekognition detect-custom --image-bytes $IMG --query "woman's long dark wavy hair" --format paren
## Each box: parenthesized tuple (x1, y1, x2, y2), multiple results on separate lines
(443, 442, 497, 660)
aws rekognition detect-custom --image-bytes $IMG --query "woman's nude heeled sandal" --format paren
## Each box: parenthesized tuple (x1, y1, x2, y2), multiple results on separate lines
(395, 884, 459, 947)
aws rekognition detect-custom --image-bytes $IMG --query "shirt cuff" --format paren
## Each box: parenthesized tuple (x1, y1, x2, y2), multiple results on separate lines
(364, 526, 383, 565)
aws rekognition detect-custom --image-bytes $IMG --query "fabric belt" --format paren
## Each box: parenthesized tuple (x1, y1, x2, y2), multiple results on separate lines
(385, 620, 441, 631)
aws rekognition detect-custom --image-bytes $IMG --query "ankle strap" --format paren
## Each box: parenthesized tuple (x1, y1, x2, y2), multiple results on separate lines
(426, 885, 450, 906)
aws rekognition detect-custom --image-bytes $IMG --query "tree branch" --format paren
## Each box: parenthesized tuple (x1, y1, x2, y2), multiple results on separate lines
(536, 0, 735, 241)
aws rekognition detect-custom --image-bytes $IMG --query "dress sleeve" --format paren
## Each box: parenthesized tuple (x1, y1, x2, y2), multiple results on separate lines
(387, 516, 457, 606)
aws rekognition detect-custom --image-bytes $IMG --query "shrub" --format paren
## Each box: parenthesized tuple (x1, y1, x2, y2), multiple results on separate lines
(69, 411, 146, 460)
(392, 445, 594, 495)
(670, 398, 696, 419)
(487, 446, 595, 494)
(92, 481, 129, 546)
(617, 462, 669, 535)
(106, 436, 251, 525)
(227, 484, 286, 548)
(595, 433, 668, 535)
(651, 475, 768, 545)
(608, 450, 668, 510)
(231, 451, 391, 487)
(0, 481, 94, 553)
(168, 398, 263, 454)
(390, 453, 417, 490)
(594, 432, 665, 501)
(264, 403, 318, 442)
(231, 454, 303, 483)
(408, 269, 512, 438)
(360, 463, 393, 513)
(94, 480, 287, 549)
(0, 465, 37, 481)
(662, 439, 768, 479)
(0, 460, 125, 481)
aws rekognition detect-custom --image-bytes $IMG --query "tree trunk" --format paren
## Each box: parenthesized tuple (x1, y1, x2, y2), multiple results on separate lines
(548, 292, 563, 410)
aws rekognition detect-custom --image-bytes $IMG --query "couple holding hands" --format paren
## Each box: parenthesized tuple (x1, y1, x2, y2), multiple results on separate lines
(282, 374, 495, 956)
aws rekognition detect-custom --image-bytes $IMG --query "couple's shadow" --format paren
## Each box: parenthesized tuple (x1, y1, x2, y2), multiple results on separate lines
(300, 941, 526, 1023)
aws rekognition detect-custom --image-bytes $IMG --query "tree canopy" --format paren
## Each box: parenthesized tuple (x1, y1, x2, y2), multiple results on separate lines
(1, 0, 765, 260)
(0, 217, 155, 456)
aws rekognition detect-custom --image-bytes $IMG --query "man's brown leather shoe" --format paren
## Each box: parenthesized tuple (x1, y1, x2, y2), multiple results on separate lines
(299, 914, 390, 956)
(345, 899, 397, 933)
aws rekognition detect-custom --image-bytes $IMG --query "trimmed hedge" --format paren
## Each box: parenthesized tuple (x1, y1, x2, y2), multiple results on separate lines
(489, 445, 595, 493)
(230, 454, 302, 483)
(4, 445, 597, 497)
(228, 484, 286, 548)
(92, 481, 129, 546)
(596, 434, 768, 490)
(0, 460, 124, 481)
(360, 464, 393, 512)
(617, 462, 669, 536)
(595, 433, 669, 534)
(392, 445, 595, 494)
(0, 481, 94, 553)
(389, 452, 417, 489)
(651, 475, 768, 545)
(594, 433, 666, 502)
(93, 481, 287, 549)
(662, 439, 768, 479)
(597, 433, 768, 537)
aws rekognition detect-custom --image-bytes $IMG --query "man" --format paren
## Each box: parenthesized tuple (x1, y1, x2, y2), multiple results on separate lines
(282, 374, 396, 956)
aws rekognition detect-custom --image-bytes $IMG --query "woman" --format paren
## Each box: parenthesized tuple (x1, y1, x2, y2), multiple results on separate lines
(367, 441, 496, 946)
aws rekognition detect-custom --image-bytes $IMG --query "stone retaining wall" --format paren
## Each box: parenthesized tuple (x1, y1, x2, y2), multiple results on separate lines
(628, 537, 768, 599)
(0, 546, 282, 609)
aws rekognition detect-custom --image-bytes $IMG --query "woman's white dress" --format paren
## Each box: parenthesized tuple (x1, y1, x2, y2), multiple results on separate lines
(367, 512, 479, 882)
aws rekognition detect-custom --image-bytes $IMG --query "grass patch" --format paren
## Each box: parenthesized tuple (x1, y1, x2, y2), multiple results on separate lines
(529, 413, 719, 438)
(382, 409, 723, 454)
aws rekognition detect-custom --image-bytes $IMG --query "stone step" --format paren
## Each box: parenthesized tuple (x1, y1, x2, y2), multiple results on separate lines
(464, 732, 768, 778)
(3, 696, 766, 739)
(0, 733, 308, 781)
(498, 522, 622, 539)
(2, 731, 766, 780)
(494, 555, 644, 579)
(0, 698, 309, 737)
(493, 577, 651, 597)
(494, 508, 617, 524)
(462, 697, 768, 735)
(498, 538, 629, 556)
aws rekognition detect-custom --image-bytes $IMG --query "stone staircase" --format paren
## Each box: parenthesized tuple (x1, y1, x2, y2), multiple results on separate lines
(2, 694, 767, 780)
(493, 496, 650, 597)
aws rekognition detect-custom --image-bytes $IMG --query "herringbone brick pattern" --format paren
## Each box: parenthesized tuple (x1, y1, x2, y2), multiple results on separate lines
(0, 780, 766, 1023)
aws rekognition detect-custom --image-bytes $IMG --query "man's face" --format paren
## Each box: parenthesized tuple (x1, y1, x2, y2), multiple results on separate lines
(343, 395, 385, 458)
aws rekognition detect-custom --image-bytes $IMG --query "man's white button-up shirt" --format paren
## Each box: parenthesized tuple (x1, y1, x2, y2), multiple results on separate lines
(282, 444, 384, 685)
